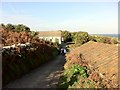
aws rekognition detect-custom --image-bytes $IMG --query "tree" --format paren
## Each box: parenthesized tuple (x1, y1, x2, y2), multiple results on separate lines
(30, 31, 38, 37)
(54, 38, 59, 47)
(61, 30, 72, 42)
(6, 24, 15, 31)
(72, 32, 90, 45)
(0, 23, 31, 33)
(0, 23, 5, 29)
(15, 24, 30, 32)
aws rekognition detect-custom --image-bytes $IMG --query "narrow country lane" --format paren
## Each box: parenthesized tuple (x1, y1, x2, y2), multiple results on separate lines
(3, 55, 65, 88)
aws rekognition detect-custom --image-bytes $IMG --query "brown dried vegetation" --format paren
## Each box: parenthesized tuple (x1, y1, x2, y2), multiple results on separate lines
(63, 41, 119, 88)
(1, 26, 58, 86)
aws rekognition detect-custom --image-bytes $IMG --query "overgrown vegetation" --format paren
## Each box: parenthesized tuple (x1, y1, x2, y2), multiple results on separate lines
(2, 43, 58, 86)
(58, 64, 89, 88)
(61, 30, 119, 48)
(90, 35, 118, 44)
(58, 64, 105, 88)
(1, 23, 31, 32)
(58, 42, 118, 89)
(61, 30, 72, 42)
(1, 23, 59, 86)
(1, 23, 39, 46)
(71, 31, 90, 45)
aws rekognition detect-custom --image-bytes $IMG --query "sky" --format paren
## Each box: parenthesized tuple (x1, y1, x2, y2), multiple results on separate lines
(1, 2, 118, 34)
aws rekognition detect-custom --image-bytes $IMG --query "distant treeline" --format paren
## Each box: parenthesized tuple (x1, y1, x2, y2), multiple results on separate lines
(61, 30, 118, 45)
(0, 23, 38, 37)
(1, 23, 31, 32)
(0, 23, 39, 46)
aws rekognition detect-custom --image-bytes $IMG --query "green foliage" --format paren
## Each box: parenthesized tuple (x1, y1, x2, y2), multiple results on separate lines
(54, 38, 60, 47)
(14, 24, 30, 32)
(61, 30, 91, 45)
(1, 23, 31, 32)
(57, 64, 104, 88)
(94, 36, 108, 43)
(72, 32, 90, 45)
(61, 30, 72, 42)
(6, 23, 15, 31)
(112, 38, 118, 44)
(118, 37, 120, 41)
(30, 31, 38, 37)
(0, 23, 5, 29)
(90, 35, 118, 44)
(52, 47, 59, 57)
(88, 35, 97, 42)
(61, 30, 118, 45)
(55, 38, 59, 44)
(58, 64, 89, 88)
(64, 64, 88, 79)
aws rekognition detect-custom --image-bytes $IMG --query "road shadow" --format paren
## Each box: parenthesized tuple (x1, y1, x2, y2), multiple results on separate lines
(43, 55, 66, 88)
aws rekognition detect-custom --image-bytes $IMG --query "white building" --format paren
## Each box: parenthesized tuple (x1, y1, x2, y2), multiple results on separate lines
(37, 31, 63, 44)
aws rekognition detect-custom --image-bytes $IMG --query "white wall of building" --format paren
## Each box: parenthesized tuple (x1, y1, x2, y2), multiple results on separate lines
(39, 36, 62, 44)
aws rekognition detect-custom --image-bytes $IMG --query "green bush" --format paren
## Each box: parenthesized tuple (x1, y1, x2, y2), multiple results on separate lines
(112, 38, 118, 44)
(61, 30, 72, 42)
(58, 64, 89, 88)
(30, 31, 38, 37)
(96, 37, 105, 42)
(90, 35, 118, 44)
(57, 64, 104, 88)
(72, 32, 90, 45)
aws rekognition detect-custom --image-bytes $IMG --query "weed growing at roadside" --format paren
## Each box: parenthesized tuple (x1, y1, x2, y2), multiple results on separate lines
(58, 64, 90, 88)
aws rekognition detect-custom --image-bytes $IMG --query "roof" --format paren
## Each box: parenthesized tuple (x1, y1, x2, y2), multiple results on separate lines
(67, 41, 119, 81)
(38, 31, 61, 37)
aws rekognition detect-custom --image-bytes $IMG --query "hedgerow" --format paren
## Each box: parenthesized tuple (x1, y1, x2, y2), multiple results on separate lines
(1, 24, 59, 86)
